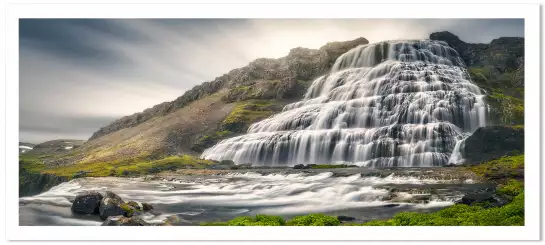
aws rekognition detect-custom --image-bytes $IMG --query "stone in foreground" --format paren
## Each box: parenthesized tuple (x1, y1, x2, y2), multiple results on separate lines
(99, 191, 126, 220)
(101, 216, 150, 226)
(71, 191, 103, 215)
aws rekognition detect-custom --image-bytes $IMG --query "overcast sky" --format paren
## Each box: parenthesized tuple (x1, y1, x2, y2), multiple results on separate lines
(19, 19, 524, 143)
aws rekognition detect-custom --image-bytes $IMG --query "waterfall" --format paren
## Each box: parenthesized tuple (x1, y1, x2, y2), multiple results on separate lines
(201, 40, 487, 167)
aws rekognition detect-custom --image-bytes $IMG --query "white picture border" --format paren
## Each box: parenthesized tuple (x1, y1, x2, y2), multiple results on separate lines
(5, 2, 541, 241)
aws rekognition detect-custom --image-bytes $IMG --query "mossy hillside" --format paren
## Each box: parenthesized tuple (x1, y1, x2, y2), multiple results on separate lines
(21, 154, 214, 178)
(191, 130, 235, 152)
(467, 66, 524, 125)
(221, 100, 280, 132)
(485, 92, 524, 125)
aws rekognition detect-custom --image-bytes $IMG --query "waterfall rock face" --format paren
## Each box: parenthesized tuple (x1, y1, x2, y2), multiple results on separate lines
(202, 40, 487, 167)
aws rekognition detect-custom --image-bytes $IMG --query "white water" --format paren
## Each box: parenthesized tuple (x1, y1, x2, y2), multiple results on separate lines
(202, 40, 486, 166)
(20, 171, 484, 226)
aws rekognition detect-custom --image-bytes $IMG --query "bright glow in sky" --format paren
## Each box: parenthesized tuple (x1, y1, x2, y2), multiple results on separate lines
(19, 19, 524, 143)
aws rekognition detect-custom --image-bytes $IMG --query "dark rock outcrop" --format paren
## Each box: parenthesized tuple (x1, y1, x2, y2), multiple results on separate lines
(141, 203, 153, 211)
(337, 215, 356, 222)
(456, 189, 509, 208)
(28, 139, 85, 155)
(101, 216, 150, 226)
(99, 191, 126, 220)
(71, 191, 103, 215)
(19, 167, 68, 197)
(89, 37, 369, 141)
(462, 126, 524, 165)
(159, 215, 191, 226)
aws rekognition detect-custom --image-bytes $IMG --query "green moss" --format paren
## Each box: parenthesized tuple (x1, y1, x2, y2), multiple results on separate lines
(19, 155, 46, 173)
(286, 214, 340, 226)
(222, 100, 277, 132)
(486, 92, 524, 125)
(468, 155, 524, 180)
(41, 154, 214, 178)
(120, 203, 134, 217)
(497, 179, 524, 196)
(202, 215, 286, 226)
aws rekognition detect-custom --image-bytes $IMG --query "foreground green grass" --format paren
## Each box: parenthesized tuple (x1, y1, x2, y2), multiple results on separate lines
(468, 154, 524, 180)
(201, 214, 341, 226)
(20, 154, 214, 178)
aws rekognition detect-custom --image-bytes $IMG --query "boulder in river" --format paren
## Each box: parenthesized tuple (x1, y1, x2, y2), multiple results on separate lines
(337, 215, 356, 222)
(456, 189, 509, 208)
(99, 191, 126, 220)
(142, 202, 154, 211)
(71, 191, 103, 214)
(101, 216, 150, 226)
(160, 215, 191, 226)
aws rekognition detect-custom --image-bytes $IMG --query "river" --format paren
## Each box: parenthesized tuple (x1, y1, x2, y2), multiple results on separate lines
(19, 168, 492, 226)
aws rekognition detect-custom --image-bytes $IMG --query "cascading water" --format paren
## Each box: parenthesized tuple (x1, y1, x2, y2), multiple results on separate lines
(202, 40, 487, 167)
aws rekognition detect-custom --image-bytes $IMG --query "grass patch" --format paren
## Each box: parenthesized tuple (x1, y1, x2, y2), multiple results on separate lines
(37, 154, 214, 178)
(286, 214, 340, 226)
(201, 214, 339, 226)
(19, 155, 46, 173)
(468, 155, 524, 181)
(222, 100, 278, 132)
(191, 130, 235, 152)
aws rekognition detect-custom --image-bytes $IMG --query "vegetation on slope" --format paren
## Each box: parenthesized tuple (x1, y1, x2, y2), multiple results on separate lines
(467, 62, 524, 126)
(20, 153, 214, 178)
(192, 99, 287, 152)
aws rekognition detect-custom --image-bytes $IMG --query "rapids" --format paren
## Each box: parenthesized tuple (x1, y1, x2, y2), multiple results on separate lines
(202, 40, 487, 167)
(19, 169, 491, 226)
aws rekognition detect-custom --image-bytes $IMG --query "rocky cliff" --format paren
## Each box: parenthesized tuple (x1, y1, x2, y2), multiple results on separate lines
(430, 31, 524, 125)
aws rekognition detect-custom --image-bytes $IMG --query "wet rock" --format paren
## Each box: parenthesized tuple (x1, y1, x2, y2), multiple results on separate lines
(293, 164, 305, 169)
(71, 191, 103, 214)
(409, 194, 432, 204)
(458, 192, 496, 206)
(456, 189, 509, 208)
(127, 201, 141, 210)
(120, 203, 142, 218)
(382, 204, 400, 208)
(72, 170, 90, 179)
(160, 215, 191, 226)
(99, 191, 125, 220)
(463, 126, 524, 165)
(101, 216, 150, 226)
(337, 216, 356, 222)
(142, 203, 154, 211)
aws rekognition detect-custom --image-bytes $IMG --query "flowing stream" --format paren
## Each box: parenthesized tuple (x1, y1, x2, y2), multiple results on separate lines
(202, 40, 486, 167)
(19, 169, 491, 226)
